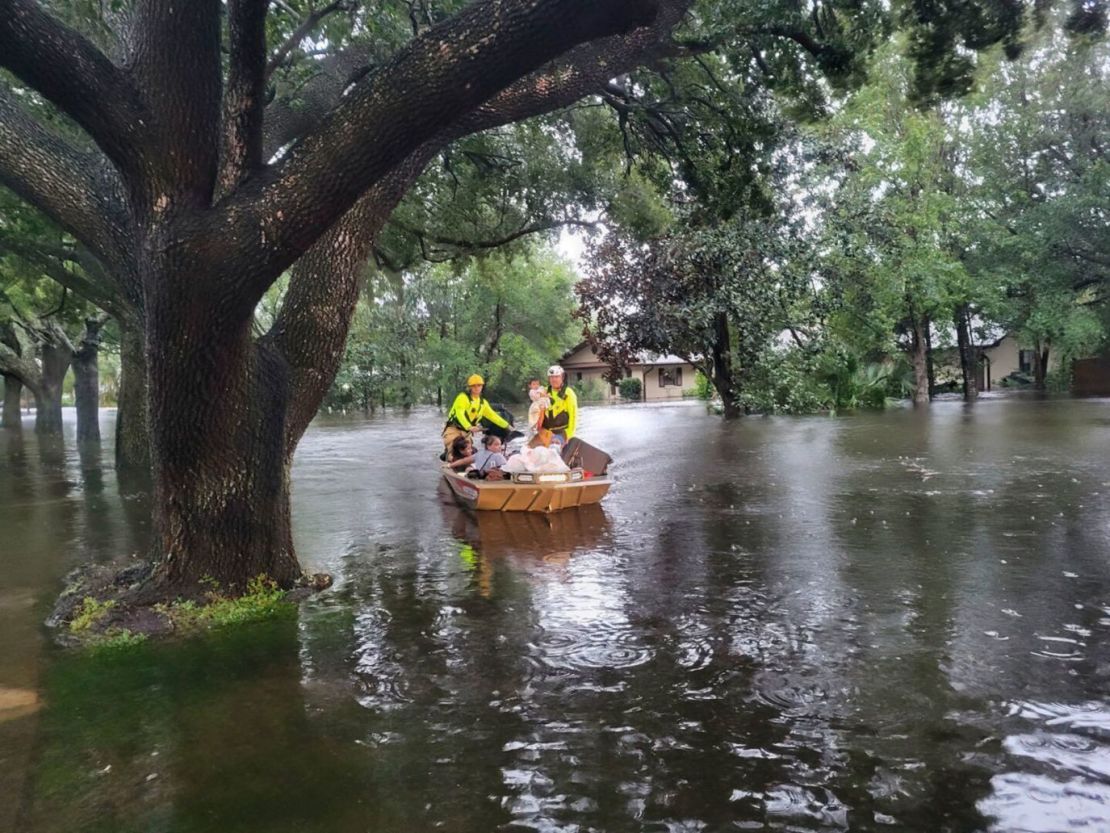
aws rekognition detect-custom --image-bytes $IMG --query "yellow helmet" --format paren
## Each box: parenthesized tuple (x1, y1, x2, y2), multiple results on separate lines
(467, 374, 484, 386)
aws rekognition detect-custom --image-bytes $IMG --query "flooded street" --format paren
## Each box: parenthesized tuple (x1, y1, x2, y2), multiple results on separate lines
(2, 397, 1110, 832)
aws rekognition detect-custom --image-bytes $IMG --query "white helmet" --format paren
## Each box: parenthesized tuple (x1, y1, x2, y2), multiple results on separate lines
(547, 364, 565, 377)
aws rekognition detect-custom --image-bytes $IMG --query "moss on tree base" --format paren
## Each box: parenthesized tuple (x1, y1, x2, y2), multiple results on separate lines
(48, 561, 333, 652)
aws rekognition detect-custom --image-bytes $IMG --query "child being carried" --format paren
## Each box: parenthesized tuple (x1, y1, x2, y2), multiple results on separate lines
(527, 378, 550, 436)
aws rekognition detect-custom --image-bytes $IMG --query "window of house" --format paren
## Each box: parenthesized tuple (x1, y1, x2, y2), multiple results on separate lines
(652, 368, 679, 388)
(1019, 350, 1034, 373)
(576, 372, 583, 382)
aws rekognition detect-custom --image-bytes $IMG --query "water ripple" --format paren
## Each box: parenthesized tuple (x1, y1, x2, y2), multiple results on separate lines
(980, 772, 1110, 832)
(529, 623, 655, 671)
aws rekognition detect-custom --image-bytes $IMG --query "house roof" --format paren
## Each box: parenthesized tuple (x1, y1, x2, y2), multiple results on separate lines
(560, 341, 694, 369)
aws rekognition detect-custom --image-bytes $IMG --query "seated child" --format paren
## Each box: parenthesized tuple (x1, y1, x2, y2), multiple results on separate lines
(470, 434, 508, 478)
(527, 378, 550, 435)
(447, 435, 475, 470)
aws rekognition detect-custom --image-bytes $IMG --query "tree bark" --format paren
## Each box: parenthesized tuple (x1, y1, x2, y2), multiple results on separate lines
(1, 323, 22, 429)
(73, 317, 104, 442)
(924, 321, 936, 398)
(954, 304, 978, 402)
(145, 315, 301, 595)
(2, 374, 22, 429)
(36, 332, 71, 435)
(1033, 341, 1050, 390)
(910, 313, 931, 407)
(115, 320, 152, 472)
(710, 312, 741, 418)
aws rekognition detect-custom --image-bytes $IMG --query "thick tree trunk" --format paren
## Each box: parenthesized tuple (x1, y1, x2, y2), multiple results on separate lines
(924, 322, 936, 398)
(954, 304, 978, 402)
(36, 337, 71, 435)
(73, 317, 104, 442)
(910, 314, 930, 407)
(1032, 341, 1049, 390)
(115, 320, 152, 472)
(710, 312, 741, 418)
(146, 313, 301, 595)
(2, 374, 21, 429)
(1, 324, 26, 430)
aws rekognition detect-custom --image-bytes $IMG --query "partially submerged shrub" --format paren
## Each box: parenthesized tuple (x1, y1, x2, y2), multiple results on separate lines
(160, 575, 293, 632)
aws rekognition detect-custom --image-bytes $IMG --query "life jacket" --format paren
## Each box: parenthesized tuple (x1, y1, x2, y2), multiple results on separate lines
(446, 390, 488, 429)
(542, 384, 574, 431)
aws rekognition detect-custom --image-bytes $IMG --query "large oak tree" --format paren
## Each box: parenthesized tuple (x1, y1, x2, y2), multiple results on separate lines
(0, 0, 697, 597)
(0, 0, 1091, 597)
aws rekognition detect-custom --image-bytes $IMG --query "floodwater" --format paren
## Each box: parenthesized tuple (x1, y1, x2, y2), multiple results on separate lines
(1, 397, 1110, 832)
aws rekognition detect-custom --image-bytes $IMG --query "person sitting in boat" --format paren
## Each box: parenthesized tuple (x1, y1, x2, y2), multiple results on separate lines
(442, 373, 510, 451)
(541, 364, 577, 446)
(446, 435, 475, 470)
(469, 434, 508, 479)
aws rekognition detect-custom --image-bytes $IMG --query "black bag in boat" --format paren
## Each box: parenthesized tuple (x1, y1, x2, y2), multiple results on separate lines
(561, 438, 611, 475)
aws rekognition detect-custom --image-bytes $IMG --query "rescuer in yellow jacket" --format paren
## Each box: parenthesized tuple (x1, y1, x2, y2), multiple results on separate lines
(541, 364, 577, 441)
(442, 374, 509, 450)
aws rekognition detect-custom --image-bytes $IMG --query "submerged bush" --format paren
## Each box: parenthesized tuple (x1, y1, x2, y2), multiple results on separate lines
(577, 377, 609, 402)
(690, 370, 714, 400)
(618, 377, 642, 400)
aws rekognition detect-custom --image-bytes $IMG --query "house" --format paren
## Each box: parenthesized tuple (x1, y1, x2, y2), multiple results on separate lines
(559, 341, 700, 401)
(977, 334, 1060, 390)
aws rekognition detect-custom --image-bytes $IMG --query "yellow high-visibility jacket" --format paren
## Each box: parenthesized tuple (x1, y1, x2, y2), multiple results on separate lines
(446, 392, 509, 431)
(542, 385, 577, 439)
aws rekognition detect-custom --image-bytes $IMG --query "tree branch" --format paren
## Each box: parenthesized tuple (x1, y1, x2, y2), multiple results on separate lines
(0, 234, 127, 320)
(389, 216, 598, 258)
(0, 88, 131, 272)
(219, 0, 664, 308)
(0, 338, 42, 395)
(263, 46, 376, 157)
(128, 0, 223, 204)
(218, 0, 272, 197)
(265, 0, 350, 79)
(0, 0, 147, 176)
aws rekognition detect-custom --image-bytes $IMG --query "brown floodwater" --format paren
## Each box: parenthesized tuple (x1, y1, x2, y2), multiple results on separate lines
(1, 396, 1109, 832)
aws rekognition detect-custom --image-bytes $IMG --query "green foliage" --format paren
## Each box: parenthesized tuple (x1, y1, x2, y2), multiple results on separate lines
(88, 630, 148, 654)
(67, 597, 149, 653)
(580, 208, 818, 412)
(161, 575, 293, 632)
(617, 377, 642, 401)
(963, 27, 1110, 376)
(325, 246, 581, 411)
(576, 377, 608, 402)
(69, 597, 115, 634)
(691, 371, 715, 401)
(738, 342, 913, 415)
(739, 348, 830, 415)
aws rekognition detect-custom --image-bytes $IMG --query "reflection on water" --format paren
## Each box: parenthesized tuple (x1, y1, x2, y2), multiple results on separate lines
(2, 399, 1110, 831)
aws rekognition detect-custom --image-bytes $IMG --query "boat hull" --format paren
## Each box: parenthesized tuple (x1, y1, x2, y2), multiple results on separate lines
(442, 467, 611, 512)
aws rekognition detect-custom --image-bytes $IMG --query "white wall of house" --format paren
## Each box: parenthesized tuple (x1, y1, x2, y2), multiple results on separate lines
(560, 343, 699, 401)
(637, 363, 696, 400)
(982, 335, 1059, 388)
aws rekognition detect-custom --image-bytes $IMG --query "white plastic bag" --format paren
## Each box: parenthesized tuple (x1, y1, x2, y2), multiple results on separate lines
(501, 445, 570, 474)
